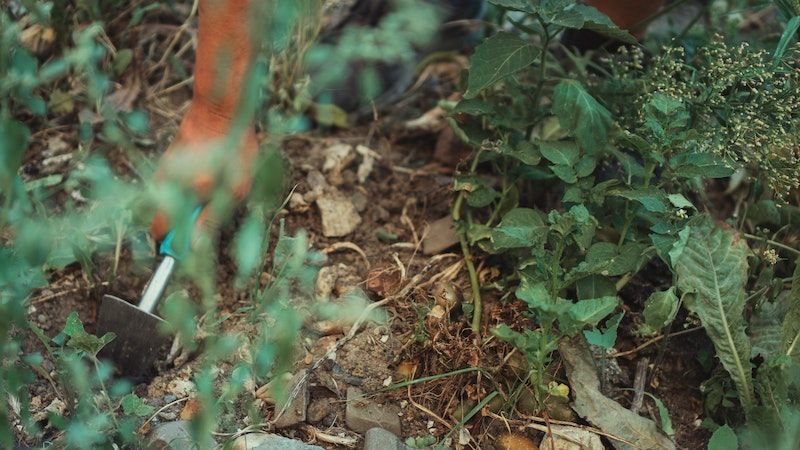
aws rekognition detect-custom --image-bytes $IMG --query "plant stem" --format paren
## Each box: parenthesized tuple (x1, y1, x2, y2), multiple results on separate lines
(453, 150, 485, 337)
(743, 233, 800, 256)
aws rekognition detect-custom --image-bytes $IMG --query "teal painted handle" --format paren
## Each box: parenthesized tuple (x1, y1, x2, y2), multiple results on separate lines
(159, 206, 203, 259)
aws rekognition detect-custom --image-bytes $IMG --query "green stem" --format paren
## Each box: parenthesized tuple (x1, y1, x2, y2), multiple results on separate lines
(743, 233, 800, 256)
(453, 151, 485, 337)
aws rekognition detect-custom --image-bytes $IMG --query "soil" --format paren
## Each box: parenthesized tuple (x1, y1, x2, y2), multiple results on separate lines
(12, 3, 714, 450)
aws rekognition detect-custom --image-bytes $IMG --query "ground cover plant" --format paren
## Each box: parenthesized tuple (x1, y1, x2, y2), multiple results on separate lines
(1, 0, 800, 449)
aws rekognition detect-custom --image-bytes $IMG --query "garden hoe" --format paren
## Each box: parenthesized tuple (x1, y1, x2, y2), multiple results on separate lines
(97, 208, 200, 379)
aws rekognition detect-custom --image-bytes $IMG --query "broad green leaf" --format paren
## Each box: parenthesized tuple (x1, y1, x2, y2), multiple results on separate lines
(648, 394, 675, 437)
(708, 424, 738, 450)
(573, 4, 637, 44)
(539, 141, 579, 166)
(669, 153, 735, 178)
(551, 165, 577, 183)
(516, 278, 571, 317)
(552, 80, 613, 152)
(465, 32, 537, 98)
(641, 287, 680, 334)
(668, 226, 691, 267)
(675, 217, 754, 415)
(749, 296, 790, 359)
(611, 187, 669, 213)
(575, 275, 616, 300)
(497, 141, 541, 165)
(584, 312, 623, 350)
(63, 312, 116, 357)
(492, 208, 548, 250)
(567, 296, 619, 328)
(667, 194, 695, 210)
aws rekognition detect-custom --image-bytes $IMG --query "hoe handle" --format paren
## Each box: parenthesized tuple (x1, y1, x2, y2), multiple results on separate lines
(138, 206, 202, 313)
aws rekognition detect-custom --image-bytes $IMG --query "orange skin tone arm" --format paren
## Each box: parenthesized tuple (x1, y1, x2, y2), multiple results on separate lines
(151, 0, 666, 238)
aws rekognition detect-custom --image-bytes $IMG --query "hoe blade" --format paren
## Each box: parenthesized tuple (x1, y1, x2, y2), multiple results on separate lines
(96, 294, 171, 379)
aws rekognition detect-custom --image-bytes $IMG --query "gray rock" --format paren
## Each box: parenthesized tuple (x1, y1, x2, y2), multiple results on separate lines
(150, 420, 216, 450)
(232, 433, 324, 450)
(364, 428, 410, 450)
(346, 387, 402, 436)
(273, 370, 309, 429)
(316, 190, 362, 237)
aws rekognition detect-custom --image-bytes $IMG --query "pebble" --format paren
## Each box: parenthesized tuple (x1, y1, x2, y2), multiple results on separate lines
(150, 420, 216, 450)
(539, 425, 604, 450)
(272, 370, 309, 429)
(495, 432, 538, 450)
(306, 396, 335, 424)
(346, 387, 402, 436)
(163, 395, 177, 404)
(316, 190, 362, 237)
(364, 427, 410, 450)
(231, 432, 324, 450)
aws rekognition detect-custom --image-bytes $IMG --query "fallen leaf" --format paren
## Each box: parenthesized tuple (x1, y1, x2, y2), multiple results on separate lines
(559, 336, 675, 450)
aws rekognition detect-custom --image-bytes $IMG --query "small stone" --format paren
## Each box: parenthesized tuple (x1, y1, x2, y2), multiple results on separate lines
(352, 191, 368, 212)
(317, 190, 362, 237)
(307, 397, 335, 424)
(539, 425, 603, 450)
(495, 432, 538, 450)
(288, 192, 309, 212)
(232, 432, 324, 450)
(422, 216, 459, 255)
(158, 411, 177, 421)
(163, 395, 177, 404)
(150, 420, 216, 450)
(363, 428, 410, 450)
(346, 387, 402, 436)
(167, 379, 195, 398)
(272, 370, 309, 429)
(315, 266, 338, 300)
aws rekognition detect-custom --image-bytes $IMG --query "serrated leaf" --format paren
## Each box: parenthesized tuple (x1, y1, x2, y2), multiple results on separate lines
(708, 424, 738, 450)
(121, 394, 155, 417)
(675, 217, 754, 415)
(492, 208, 548, 250)
(641, 287, 680, 334)
(552, 80, 613, 152)
(540, 141, 579, 166)
(465, 32, 537, 98)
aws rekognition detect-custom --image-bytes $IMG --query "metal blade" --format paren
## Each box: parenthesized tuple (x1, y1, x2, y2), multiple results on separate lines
(96, 294, 171, 379)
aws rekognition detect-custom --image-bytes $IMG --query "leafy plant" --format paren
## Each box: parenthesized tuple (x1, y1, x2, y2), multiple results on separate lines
(448, 0, 800, 443)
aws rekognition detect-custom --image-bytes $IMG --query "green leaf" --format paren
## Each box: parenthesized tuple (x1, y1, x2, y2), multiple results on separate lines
(495, 142, 529, 163)
(465, 32, 537, 98)
(121, 394, 155, 417)
(63, 312, 116, 357)
(551, 165, 577, 183)
(611, 187, 669, 213)
(708, 424, 738, 450)
(567, 296, 619, 328)
(783, 257, 800, 362)
(573, 4, 637, 44)
(584, 312, 623, 350)
(492, 208, 548, 250)
(552, 80, 613, 152)
(0, 118, 30, 188)
(648, 394, 675, 437)
(675, 217, 754, 415)
(575, 275, 616, 300)
(669, 226, 691, 267)
(539, 141, 579, 166)
(516, 278, 571, 317)
(234, 211, 265, 282)
(641, 287, 680, 334)
(669, 153, 735, 178)
(667, 194, 695, 210)
(774, 16, 800, 62)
